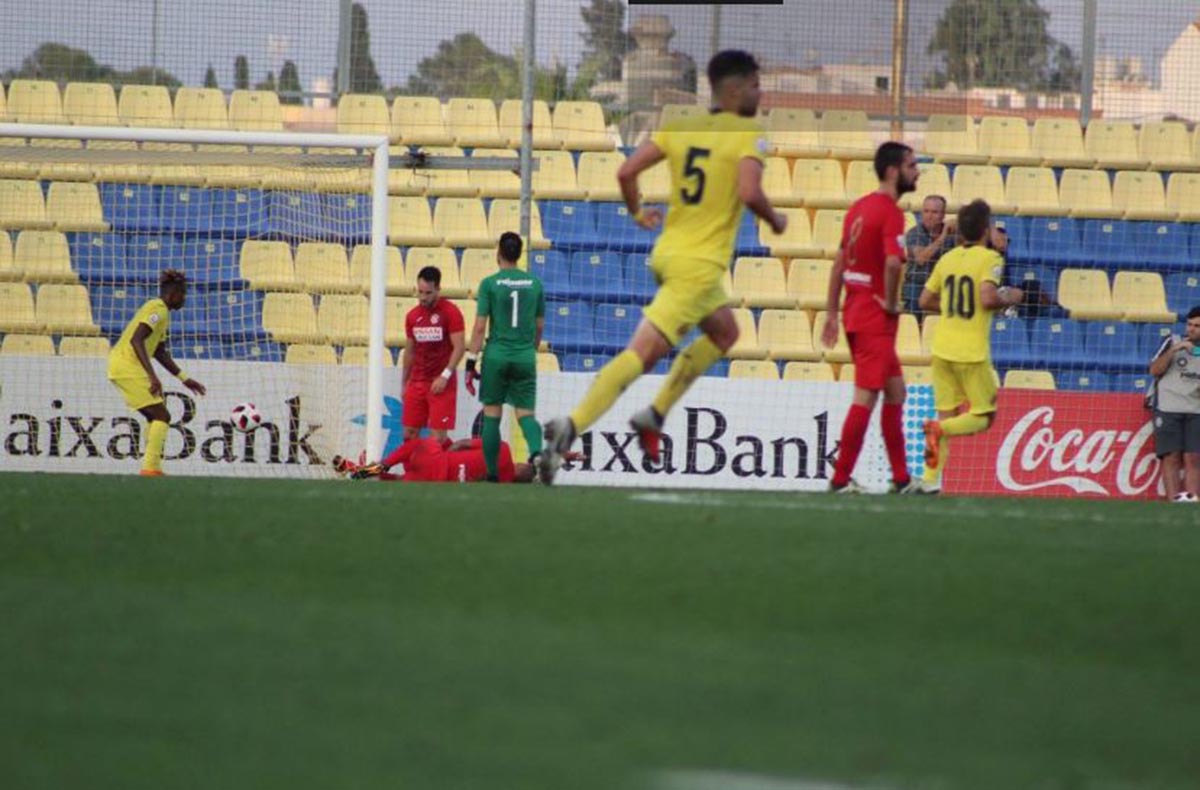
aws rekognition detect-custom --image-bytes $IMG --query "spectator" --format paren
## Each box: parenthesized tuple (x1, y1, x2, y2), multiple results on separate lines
(903, 195, 956, 316)
(1147, 306, 1200, 503)
(989, 226, 1061, 319)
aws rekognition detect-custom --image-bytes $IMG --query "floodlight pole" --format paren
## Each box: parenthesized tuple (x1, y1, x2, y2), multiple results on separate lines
(519, 0, 536, 248)
(890, 0, 909, 139)
(1080, 0, 1098, 127)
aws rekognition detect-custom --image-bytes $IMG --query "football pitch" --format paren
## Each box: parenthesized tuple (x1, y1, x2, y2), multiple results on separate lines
(3, 474, 1198, 790)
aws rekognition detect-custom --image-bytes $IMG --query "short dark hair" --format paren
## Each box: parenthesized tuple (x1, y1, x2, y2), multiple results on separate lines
(707, 49, 759, 90)
(874, 141, 913, 181)
(498, 232, 523, 264)
(159, 269, 187, 293)
(417, 266, 441, 287)
(923, 195, 947, 211)
(1187, 306, 1200, 321)
(957, 199, 991, 244)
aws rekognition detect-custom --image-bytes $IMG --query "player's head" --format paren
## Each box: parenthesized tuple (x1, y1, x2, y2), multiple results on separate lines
(707, 50, 761, 117)
(957, 199, 991, 245)
(874, 141, 918, 196)
(512, 462, 536, 483)
(497, 231, 523, 268)
(921, 195, 947, 229)
(1186, 306, 1200, 342)
(416, 266, 442, 308)
(988, 225, 1009, 254)
(159, 269, 187, 309)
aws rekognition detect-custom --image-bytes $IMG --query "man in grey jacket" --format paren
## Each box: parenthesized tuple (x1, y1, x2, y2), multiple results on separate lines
(1148, 306, 1200, 502)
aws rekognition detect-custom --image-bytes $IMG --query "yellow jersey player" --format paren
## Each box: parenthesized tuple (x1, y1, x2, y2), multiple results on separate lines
(107, 269, 207, 476)
(539, 49, 787, 483)
(917, 200, 1023, 493)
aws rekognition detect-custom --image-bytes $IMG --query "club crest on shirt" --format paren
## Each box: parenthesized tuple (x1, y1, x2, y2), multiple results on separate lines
(148, 312, 161, 325)
(431, 314, 440, 325)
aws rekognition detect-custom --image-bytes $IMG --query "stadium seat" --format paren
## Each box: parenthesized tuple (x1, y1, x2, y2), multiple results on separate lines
(1057, 269, 1120, 321)
(570, 251, 623, 300)
(791, 159, 847, 209)
(782, 361, 835, 382)
(58, 335, 110, 358)
(1112, 271, 1175, 323)
(1165, 272, 1200, 318)
(762, 157, 797, 208)
(1112, 171, 1170, 221)
(171, 288, 267, 342)
(262, 292, 321, 344)
(729, 359, 779, 380)
(639, 161, 670, 203)
(593, 302, 642, 352)
(403, 247, 464, 297)
(920, 314, 940, 358)
(732, 257, 792, 309)
(459, 249, 497, 296)
(619, 253, 656, 303)
(0, 138, 40, 179)
(1028, 317, 1086, 367)
(1110, 372, 1153, 394)
(1031, 118, 1093, 168)
(0, 231, 15, 281)
(560, 353, 606, 374)
(261, 191, 324, 239)
(340, 345, 395, 367)
(527, 250, 573, 300)
(63, 82, 119, 125)
(551, 101, 611, 151)
(7, 80, 65, 124)
(992, 216, 1028, 261)
(384, 296, 417, 346)
(316, 294, 369, 345)
(787, 258, 833, 310)
(1084, 120, 1142, 170)
(1060, 169, 1122, 220)
(1166, 173, 1200, 221)
(659, 104, 703, 127)
(174, 87, 230, 129)
(544, 300, 594, 352)
(451, 299, 476, 339)
(348, 243, 405, 295)
(904, 366, 933, 386)
(990, 315, 1032, 368)
(952, 165, 1013, 214)
(468, 148, 520, 199)
(1003, 369, 1056, 390)
(923, 114, 984, 164)
(837, 363, 856, 383)
(978, 117, 1040, 166)
(535, 352, 560, 373)
(531, 151, 584, 200)
(814, 310, 850, 363)
(1079, 218, 1139, 268)
(593, 202, 660, 253)
(1005, 166, 1062, 216)
(1130, 221, 1191, 270)
(0, 180, 52, 231)
(335, 93, 390, 136)
(446, 98, 505, 148)
(488, 199, 551, 250)
(1140, 323, 1178, 359)
(0, 282, 40, 332)
(240, 240, 299, 291)
(1082, 320, 1144, 372)
(285, 343, 339, 366)
(542, 200, 599, 249)
(843, 160, 878, 204)
(498, 99, 556, 148)
(761, 208, 815, 258)
(405, 146, 472, 198)
(819, 110, 873, 160)
(577, 151, 625, 201)
(117, 84, 173, 127)
(35, 283, 98, 334)
(759, 308, 819, 361)
(388, 197, 441, 247)
(900, 162, 955, 212)
(1023, 216, 1085, 266)
(46, 182, 109, 232)
(1139, 121, 1193, 171)
(294, 242, 355, 294)
(811, 210, 847, 258)
(726, 308, 767, 360)
(764, 108, 825, 157)
(15, 230, 77, 284)
(178, 238, 240, 287)
(319, 192, 373, 244)
(896, 313, 928, 365)
(69, 233, 124, 288)
(0, 333, 55, 356)
(392, 96, 453, 146)
(229, 90, 284, 131)
(1056, 371, 1110, 392)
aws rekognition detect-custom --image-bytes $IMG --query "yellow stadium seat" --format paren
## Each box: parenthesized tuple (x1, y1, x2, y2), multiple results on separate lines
(488, 199, 550, 250)
(29, 138, 90, 183)
(811, 209, 847, 258)
(787, 258, 833, 310)
(349, 244, 406, 295)
(531, 151, 584, 200)
(229, 90, 284, 131)
(0, 282, 40, 332)
(0, 138, 41, 179)
(63, 82, 119, 125)
(552, 101, 612, 151)
(46, 182, 110, 232)
(446, 98, 505, 148)
(722, 269, 738, 307)
(1057, 269, 1120, 321)
(814, 310, 851, 363)
(659, 104, 703, 127)
(410, 145, 475, 198)
(58, 335, 110, 357)
(1005, 166, 1062, 216)
(498, 99, 557, 148)
(0, 83, 6, 120)
(952, 165, 1013, 214)
(1140, 122, 1193, 171)
(392, 96, 453, 146)
(1004, 369, 1056, 390)
(316, 294, 369, 345)
(790, 158, 847, 209)
(1166, 172, 1200, 221)
(536, 352, 560, 373)
(900, 162, 956, 212)
(262, 292, 321, 343)
(1059, 169, 1122, 219)
(405, 247, 467, 299)
(924, 114, 985, 164)
(15, 231, 77, 284)
(336, 93, 391, 137)
(921, 315, 940, 357)
(468, 148, 520, 198)
(764, 107, 825, 158)
(295, 242, 356, 293)
(729, 359, 779, 380)
(762, 208, 817, 258)
(460, 248, 498, 295)
(837, 363, 856, 383)
(1, 333, 55, 356)
(8, 80, 65, 124)
(117, 84, 174, 127)
(388, 197, 441, 247)
(896, 313, 928, 365)
(979, 116, 1040, 166)
(340, 345, 395, 367)
(174, 87, 230, 130)
(1112, 271, 1176, 323)
(844, 160, 878, 203)
(1031, 118, 1093, 168)
(285, 344, 339, 366)
(783, 361, 835, 382)
(759, 308, 820, 361)
(577, 151, 625, 201)
(240, 240, 299, 291)
(385, 296, 417, 346)
(0, 231, 16, 281)
(904, 366, 933, 386)
(35, 284, 98, 334)
(1112, 170, 1170, 221)
(453, 299, 477, 334)
(640, 161, 671, 203)
(754, 156, 793, 207)
(819, 110, 873, 160)
(1084, 120, 1142, 170)
(434, 198, 492, 248)
(0, 180, 52, 230)
(726, 308, 767, 360)
(732, 257, 793, 309)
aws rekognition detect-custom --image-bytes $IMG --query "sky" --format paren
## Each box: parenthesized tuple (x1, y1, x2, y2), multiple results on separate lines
(4, 0, 1198, 93)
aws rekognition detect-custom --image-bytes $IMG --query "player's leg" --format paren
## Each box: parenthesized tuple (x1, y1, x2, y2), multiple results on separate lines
(505, 353, 543, 462)
(1154, 411, 1184, 500)
(427, 380, 457, 446)
(480, 404, 504, 481)
(401, 380, 429, 443)
(831, 333, 883, 491)
(138, 402, 171, 477)
(925, 362, 996, 489)
(1184, 416, 1200, 500)
(880, 369, 912, 491)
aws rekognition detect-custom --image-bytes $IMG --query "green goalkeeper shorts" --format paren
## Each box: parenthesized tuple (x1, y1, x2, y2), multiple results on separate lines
(480, 348, 538, 410)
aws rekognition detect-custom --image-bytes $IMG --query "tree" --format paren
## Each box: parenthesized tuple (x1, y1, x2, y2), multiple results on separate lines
(255, 71, 276, 92)
(278, 60, 302, 104)
(234, 55, 250, 90)
(403, 33, 572, 103)
(926, 0, 1080, 92)
(204, 64, 218, 89)
(348, 2, 382, 94)
(114, 66, 181, 88)
(3, 42, 114, 82)
(579, 0, 633, 83)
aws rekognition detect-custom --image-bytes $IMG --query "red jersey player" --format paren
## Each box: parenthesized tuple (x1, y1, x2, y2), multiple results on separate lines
(820, 141, 921, 494)
(402, 265, 466, 445)
(339, 438, 585, 483)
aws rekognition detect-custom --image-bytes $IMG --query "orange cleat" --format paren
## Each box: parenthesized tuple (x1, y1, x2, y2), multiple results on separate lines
(139, 469, 165, 477)
(923, 420, 944, 471)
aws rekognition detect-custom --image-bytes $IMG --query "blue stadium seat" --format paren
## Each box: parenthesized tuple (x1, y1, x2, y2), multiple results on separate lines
(569, 251, 623, 300)
(1056, 370, 1111, 392)
(1131, 222, 1191, 270)
(171, 288, 266, 342)
(542, 201, 599, 249)
(266, 191, 327, 238)
(322, 193, 373, 244)
(990, 315, 1032, 368)
(593, 203, 661, 253)
(1110, 372, 1153, 394)
(1027, 317, 1084, 368)
(1082, 321, 1143, 372)
(121, 234, 182, 285)
(1024, 217, 1085, 266)
(172, 335, 285, 363)
(734, 210, 769, 257)
(527, 250, 573, 299)
(160, 187, 268, 235)
(1191, 224, 1200, 260)
(178, 238, 242, 288)
(158, 186, 210, 233)
(543, 299, 594, 353)
(69, 232, 128, 286)
(994, 216, 1028, 263)
(99, 184, 160, 232)
(704, 358, 731, 377)
(1080, 219, 1138, 269)
(1007, 264, 1056, 298)
(1164, 273, 1200, 318)
(90, 284, 152, 335)
(1139, 323, 1178, 361)
(619, 253, 657, 303)
(560, 353, 607, 374)
(592, 302, 642, 352)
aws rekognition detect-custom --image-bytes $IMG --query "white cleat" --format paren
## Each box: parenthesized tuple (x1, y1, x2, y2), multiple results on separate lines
(539, 417, 575, 486)
(1171, 492, 1198, 503)
(831, 478, 867, 494)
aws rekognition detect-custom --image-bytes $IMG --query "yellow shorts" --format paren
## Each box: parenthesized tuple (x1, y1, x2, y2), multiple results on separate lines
(931, 357, 998, 415)
(109, 375, 163, 411)
(641, 256, 730, 346)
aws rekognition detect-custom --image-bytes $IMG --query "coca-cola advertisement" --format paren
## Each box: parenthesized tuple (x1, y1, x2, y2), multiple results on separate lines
(942, 391, 1162, 499)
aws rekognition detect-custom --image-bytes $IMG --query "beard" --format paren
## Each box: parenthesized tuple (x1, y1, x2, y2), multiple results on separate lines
(897, 173, 918, 196)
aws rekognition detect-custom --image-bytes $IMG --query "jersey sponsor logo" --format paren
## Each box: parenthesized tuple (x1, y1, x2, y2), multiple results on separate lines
(844, 271, 872, 286)
(412, 326, 445, 343)
(495, 278, 534, 288)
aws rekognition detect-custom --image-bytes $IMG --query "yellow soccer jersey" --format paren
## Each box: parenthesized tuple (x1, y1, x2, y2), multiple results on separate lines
(927, 245, 1005, 363)
(650, 111, 767, 267)
(108, 297, 170, 379)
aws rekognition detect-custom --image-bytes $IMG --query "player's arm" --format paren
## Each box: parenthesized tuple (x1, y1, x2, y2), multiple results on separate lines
(466, 315, 488, 358)
(400, 344, 413, 387)
(153, 342, 206, 395)
(534, 285, 545, 349)
(432, 328, 464, 395)
(820, 247, 846, 348)
(737, 158, 787, 234)
(617, 141, 666, 229)
(881, 254, 903, 315)
(979, 282, 1023, 310)
(1150, 334, 1187, 377)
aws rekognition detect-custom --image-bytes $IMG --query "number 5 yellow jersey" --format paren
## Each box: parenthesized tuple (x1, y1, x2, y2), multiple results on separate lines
(926, 244, 1005, 363)
(650, 111, 767, 267)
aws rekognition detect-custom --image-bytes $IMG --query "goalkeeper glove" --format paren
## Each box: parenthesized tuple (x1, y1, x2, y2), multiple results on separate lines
(465, 354, 480, 397)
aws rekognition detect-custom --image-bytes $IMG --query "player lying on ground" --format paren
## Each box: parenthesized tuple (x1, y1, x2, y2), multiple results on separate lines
(539, 49, 787, 484)
(334, 438, 583, 483)
(918, 199, 1023, 493)
(106, 269, 207, 476)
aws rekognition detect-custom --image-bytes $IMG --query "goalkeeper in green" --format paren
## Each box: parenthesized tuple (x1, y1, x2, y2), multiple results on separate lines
(464, 232, 547, 482)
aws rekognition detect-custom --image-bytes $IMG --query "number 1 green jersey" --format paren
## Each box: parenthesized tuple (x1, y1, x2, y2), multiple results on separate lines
(476, 268, 545, 350)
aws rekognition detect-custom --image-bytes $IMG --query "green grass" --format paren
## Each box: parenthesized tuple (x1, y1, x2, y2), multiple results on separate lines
(3, 474, 1199, 790)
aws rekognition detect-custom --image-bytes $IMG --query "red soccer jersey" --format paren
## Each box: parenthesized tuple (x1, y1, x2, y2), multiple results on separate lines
(390, 437, 514, 482)
(405, 298, 464, 382)
(840, 191, 906, 336)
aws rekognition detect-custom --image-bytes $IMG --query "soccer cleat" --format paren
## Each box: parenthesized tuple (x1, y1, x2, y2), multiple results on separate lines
(830, 478, 866, 494)
(138, 469, 165, 477)
(1172, 492, 1198, 503)
(911, 480, 942, 495)
(890, 479, 925, 494)
(539, 417, 576, 486)
(923, 420, 944, 470)
(630, 407, 665, 463)
(351, 462, 387, 480)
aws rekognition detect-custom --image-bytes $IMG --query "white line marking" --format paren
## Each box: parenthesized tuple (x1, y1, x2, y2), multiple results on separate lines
(653, 770, 893, 790)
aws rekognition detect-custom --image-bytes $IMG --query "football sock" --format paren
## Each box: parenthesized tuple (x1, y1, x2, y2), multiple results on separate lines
(652, 335, 723, 418)
(518, 415, 542, 457)
(141, 420, 168, 474)
(570, 349, 644, 433)
(831, 403, 872, 487)
(942, 412, 990, 437)
(482, 415, 502, 478)
(881, 402, 909, 484)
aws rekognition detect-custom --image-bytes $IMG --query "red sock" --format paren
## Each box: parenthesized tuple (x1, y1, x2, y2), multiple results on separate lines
(881, 402, 910, 485)
(832, 403, 872, 486)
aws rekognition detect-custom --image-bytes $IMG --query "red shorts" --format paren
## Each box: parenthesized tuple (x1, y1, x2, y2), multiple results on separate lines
(847, 331, 902, 390)
(402, 378, 457, 431)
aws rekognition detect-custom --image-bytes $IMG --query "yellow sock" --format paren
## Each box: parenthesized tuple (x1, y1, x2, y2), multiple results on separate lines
(923, 435, 949, 484)
(142, 419, 168, 473)
(570, 350, 645, 433)
(942, 412, 990, 436)
(652, 335, 724, 418)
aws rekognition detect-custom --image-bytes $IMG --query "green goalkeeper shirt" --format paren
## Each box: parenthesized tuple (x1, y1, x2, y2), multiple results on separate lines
(476, 268, 545, 352)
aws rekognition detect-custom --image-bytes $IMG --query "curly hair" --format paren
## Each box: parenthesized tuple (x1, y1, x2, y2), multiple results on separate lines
(159, 269, 188, 289)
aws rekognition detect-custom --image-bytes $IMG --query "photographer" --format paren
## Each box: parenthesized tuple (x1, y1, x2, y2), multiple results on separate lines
(1148, 306, 1200, 502)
